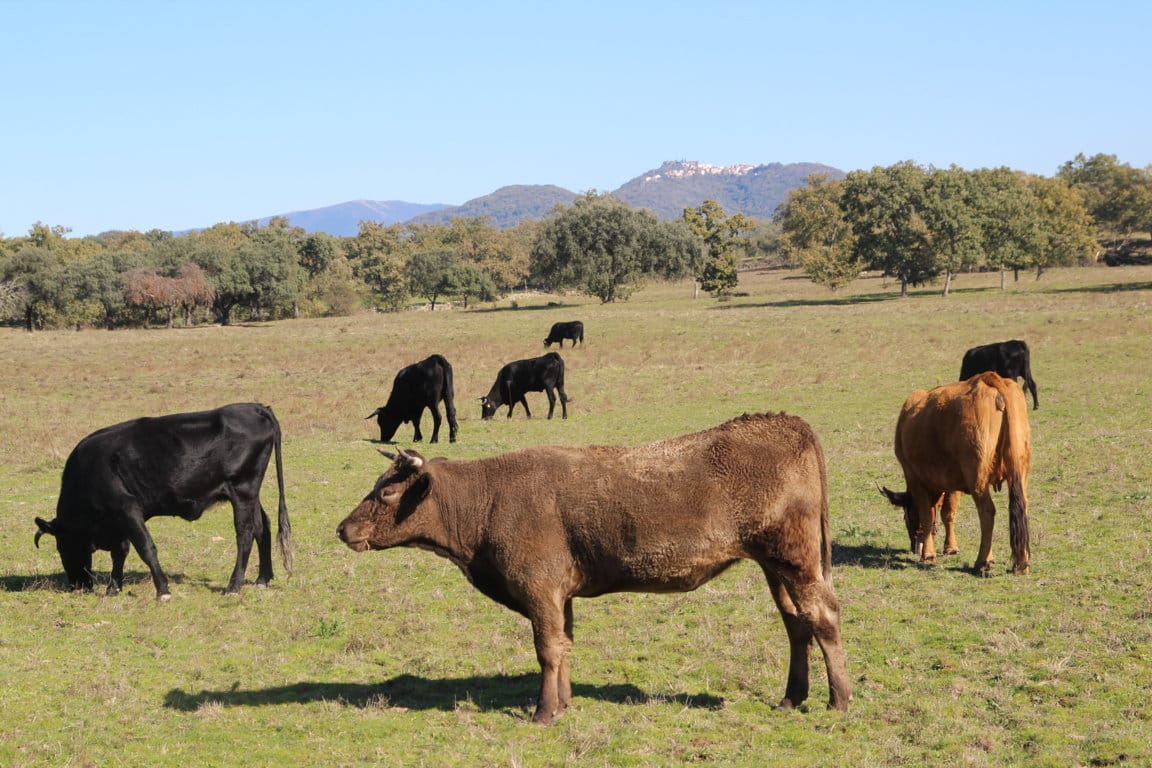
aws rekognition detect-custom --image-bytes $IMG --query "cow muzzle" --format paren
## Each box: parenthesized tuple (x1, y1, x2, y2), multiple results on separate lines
(336, 521, 371, 552)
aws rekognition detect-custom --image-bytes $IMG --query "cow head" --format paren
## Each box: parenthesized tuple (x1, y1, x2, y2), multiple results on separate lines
(34, 516, 96, 591)
(878, 486, 919, 553)
(337, 448, 434, 552)
(479, 396, 498, 421)
(366, 406, 403, 443)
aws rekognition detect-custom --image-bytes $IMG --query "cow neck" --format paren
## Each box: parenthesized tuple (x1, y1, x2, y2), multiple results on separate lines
(428, 458, 496, 565)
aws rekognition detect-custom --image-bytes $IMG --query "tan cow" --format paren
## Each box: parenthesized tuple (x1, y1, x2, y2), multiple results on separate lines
(337, 412, 851, 723)
(881, 372, 1032, 575)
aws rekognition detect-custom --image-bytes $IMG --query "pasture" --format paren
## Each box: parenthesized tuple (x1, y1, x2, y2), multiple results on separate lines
(1, 266, 1150, 767)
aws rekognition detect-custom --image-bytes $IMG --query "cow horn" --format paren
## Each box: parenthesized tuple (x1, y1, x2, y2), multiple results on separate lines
(365, 407, 382, 420)
(34, 517, 55, 548)
(377, 448, 397, 460)
(396, 447, 424, 470)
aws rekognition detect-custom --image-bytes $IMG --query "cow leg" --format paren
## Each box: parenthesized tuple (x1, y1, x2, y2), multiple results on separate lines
(518, 397, 531, 419)
(252, 502, 275, 586)
(412, 413, 424, 443)
(544, 387, 557, 419)
(559, 599, 574, 710)
(940, 491, 962, 555)
(428, 405, 442, 444)
(528, 594, 573, 724)
(226, 496, 265, 594)
(557, 383, 569, 419)
(972, 492, 997, 574)
(914, 493, 939, 563)
(106, 538, 130, 596)
(762, 570, 811, 708)
(120, 511, 171, 600)
(763, 565, 851, 711)
(444, 396, 459, 443)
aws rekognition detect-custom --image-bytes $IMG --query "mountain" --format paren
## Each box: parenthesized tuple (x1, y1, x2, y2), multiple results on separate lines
(612, 160, 845, 220)
(236, 161, 844, 235)
(406, 185, 578, 228)
(256, 200, 450, 236)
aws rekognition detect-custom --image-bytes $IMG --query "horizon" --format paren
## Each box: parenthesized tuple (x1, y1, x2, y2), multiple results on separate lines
(3, 1, 1149, 237)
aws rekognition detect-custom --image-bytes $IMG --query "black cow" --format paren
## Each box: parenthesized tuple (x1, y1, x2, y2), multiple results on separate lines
(33, 403, 292, 600)
(959, 339, 1039, 409)
(543, 320, 584, 348)
(367, 354, 458, 444)
(481, 352, 569, 420)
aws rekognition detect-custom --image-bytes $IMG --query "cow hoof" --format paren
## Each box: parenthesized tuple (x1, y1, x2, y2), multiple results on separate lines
(158, 593, 172, 602)
(943, 547, 959, 555)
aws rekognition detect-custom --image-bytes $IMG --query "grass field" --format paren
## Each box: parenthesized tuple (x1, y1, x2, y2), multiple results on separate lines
(1, 265, 1150, 767)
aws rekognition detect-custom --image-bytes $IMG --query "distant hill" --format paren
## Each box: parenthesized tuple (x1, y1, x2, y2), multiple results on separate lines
(612, 160, 845, 220)
(226, 160, 844, 235)
(407, 185, 578, 228)
(256, 200, 450, 236)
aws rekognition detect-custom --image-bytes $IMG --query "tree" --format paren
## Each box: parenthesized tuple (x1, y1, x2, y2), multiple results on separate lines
(346, 221, 410, 311)
(923, 166, 984, 296)
(840, 162, 936, 296)
(2, 245, 67, 330)
(1058, 153, 1152, 244)
(682, 200, 751, 298)
(531, 192, 696, 303)
(969, 168, 1043, 287)
(776, 175, 862, 292)
(448, 263, 498, 308)
(406, 249, 458, 310)
(1024, 175, 1098, 276)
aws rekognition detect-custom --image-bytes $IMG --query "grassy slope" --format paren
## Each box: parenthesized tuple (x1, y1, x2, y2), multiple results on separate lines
(1, 266, 1150, 767)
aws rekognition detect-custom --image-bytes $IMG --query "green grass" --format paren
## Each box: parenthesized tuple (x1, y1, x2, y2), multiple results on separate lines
(2, 266, 1151, 767)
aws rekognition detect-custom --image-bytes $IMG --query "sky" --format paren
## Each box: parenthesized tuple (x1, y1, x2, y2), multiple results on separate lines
(2, 1, 1149, 237)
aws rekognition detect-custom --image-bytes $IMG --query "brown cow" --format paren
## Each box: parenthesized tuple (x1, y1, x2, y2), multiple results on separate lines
(337, 413, 851, 723)
(880, 372, 1032, 575)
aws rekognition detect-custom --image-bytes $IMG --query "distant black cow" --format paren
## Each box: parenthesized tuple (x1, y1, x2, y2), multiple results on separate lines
(33, 403, 292, 600)
(481, 352, 569, 420)
(544, 320, 584, 348)
(367, 354, 458, 444)
(959, 340, 1039, 409)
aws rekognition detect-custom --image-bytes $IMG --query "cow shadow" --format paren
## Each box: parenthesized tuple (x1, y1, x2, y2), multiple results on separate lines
(831, 542, 913, 570)
(163, 673, 724, 717)
(0, 570, 214, 593)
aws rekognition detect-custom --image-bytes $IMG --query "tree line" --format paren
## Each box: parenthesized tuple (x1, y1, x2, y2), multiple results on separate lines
(775, 153, 1152, 295)
(1, 153, 1147, 330)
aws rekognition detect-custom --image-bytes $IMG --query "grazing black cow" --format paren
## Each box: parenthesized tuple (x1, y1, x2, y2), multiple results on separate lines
(959, 340, 1039, 409)
(543, 320, 584, 348)
(33, 403, 292, 600)
(367, 354, 459, 444)
(481, 352, 569, 420)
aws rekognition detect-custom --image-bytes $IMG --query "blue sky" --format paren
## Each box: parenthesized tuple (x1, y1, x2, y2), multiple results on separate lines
(2, 1, 1148, 237)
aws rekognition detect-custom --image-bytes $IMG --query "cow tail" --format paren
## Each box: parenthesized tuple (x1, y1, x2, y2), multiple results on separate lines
(272, 409, 293, 575)
(996, 380, 1032, 572)
(1008, 475, 1029, 570)
(814, 433, 833, 586)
